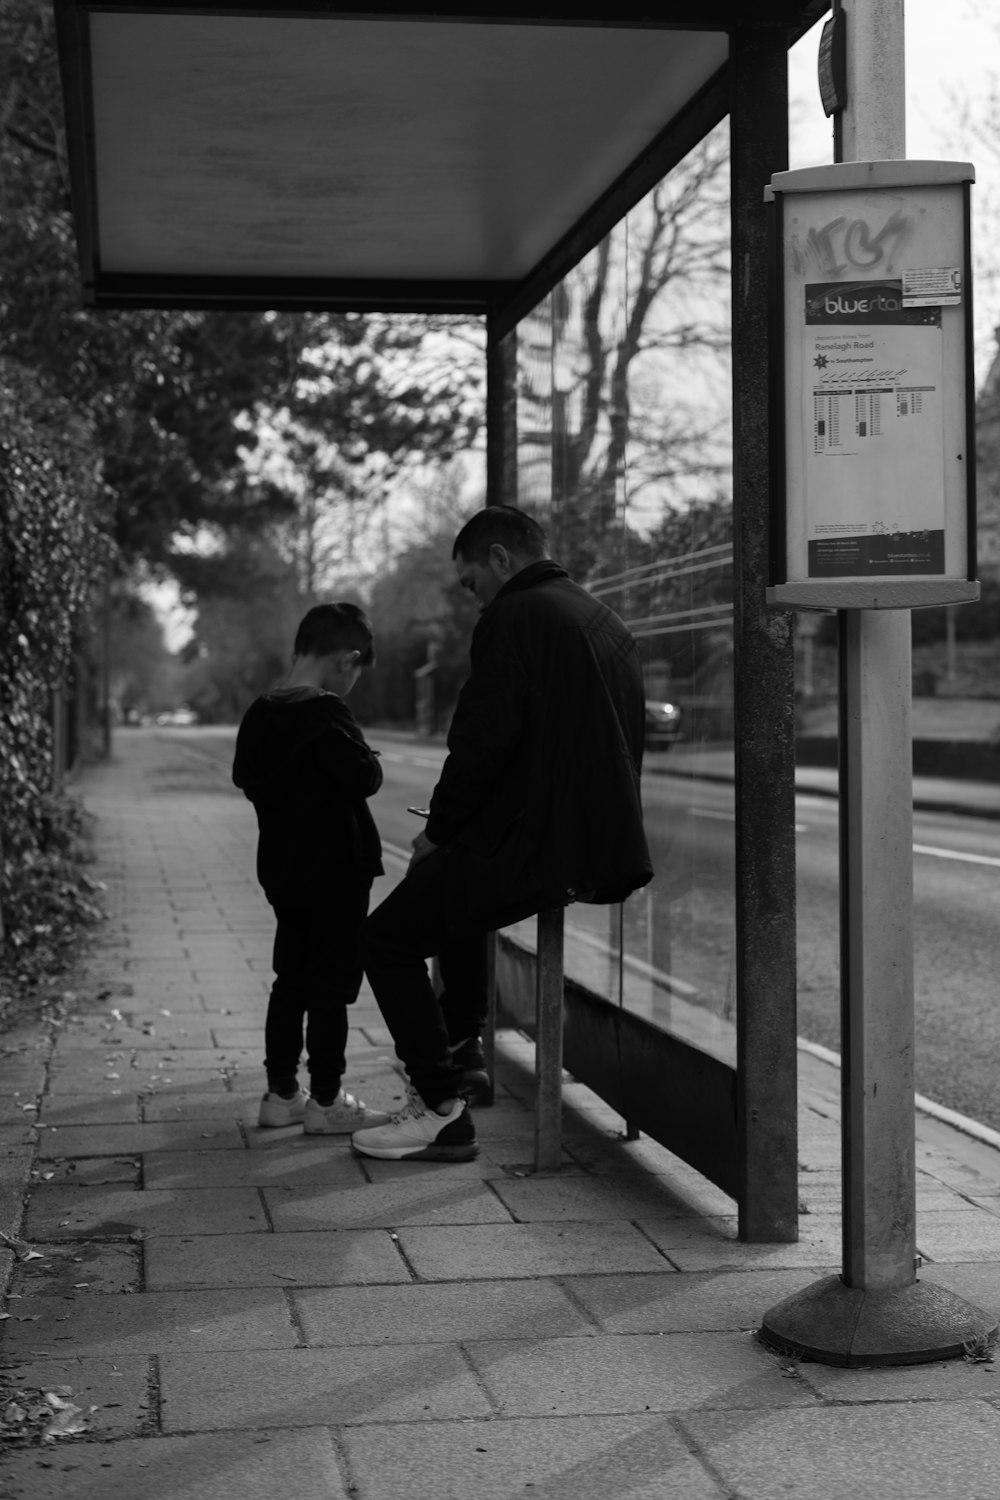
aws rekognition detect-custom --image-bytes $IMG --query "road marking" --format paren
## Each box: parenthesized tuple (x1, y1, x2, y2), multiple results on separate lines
(375, 748, 442, 770)
(694, 807, 808, 833)
(913, 843, 1000, 869)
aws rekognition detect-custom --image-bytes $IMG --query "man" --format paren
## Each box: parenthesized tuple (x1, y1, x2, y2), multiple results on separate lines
(352, 504, 652, 1163)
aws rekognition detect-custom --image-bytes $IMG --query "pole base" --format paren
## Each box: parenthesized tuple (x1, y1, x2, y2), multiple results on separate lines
(760, 1274, 998, 1367)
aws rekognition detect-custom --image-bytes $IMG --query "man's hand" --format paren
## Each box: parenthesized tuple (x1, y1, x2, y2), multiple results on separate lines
(408, 829, 439, 871)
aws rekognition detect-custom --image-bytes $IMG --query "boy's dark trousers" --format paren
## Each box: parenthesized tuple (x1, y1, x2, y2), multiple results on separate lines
(266, 886, 370, 1101)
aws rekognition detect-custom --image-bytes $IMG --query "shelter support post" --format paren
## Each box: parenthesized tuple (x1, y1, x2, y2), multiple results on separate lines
(761, 0, 996, 1363)
(481, 309, 518, 1104)
(730, 24, 798, 1243)
(486, 311, 518, 513)
(534, 907, 565, 1173)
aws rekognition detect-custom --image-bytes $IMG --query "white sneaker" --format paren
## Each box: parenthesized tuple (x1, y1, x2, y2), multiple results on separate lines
(303, 1090, 392, 1135)
(258, 1089, 308, 1128)
(351, 1086, 478, 1161)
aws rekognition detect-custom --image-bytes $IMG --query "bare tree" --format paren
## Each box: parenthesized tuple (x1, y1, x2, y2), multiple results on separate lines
(518, 125, 731, 575)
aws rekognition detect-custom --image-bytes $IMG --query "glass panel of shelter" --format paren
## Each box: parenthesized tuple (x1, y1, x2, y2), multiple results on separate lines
(506, 128, 736, 1066)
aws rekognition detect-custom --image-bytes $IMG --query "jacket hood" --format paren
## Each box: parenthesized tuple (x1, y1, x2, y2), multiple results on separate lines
(232, 692, 352, 795)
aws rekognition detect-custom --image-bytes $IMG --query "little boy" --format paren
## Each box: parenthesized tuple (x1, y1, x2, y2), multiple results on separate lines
(233, 602, 391, 1133)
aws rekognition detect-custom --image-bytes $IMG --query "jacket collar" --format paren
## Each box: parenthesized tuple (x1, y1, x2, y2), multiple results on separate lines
(494, 559, 568, 603)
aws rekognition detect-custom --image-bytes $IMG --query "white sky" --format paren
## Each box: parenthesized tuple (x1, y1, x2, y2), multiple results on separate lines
(789, 0, 1000, 380)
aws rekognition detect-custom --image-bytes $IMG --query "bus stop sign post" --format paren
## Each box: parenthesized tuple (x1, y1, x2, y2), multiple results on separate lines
(760, 0, 996, 1364)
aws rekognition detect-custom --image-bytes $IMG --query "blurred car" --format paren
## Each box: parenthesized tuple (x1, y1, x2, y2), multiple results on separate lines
(155, 707, 198, 727)
(644, 699, 681, 749)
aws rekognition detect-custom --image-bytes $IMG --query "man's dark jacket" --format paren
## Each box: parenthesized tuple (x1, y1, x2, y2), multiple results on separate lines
(232, 689, 383, 908)
(426, 560, 652, 922)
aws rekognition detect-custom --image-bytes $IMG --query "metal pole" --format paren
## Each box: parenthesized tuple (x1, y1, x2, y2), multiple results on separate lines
(483, 930, 497, 1103)
(762, 0, 996, 1362)
(483, 310, 517, 1102)
(836, 0, 916, 1293)
(533, 906, 564, 1172)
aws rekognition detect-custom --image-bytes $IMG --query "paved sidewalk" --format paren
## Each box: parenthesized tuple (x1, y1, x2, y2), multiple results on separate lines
(2, 730, 1000, 1498)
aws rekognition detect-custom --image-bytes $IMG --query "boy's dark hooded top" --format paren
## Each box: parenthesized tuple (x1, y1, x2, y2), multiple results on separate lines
(232, 689, 383, 908)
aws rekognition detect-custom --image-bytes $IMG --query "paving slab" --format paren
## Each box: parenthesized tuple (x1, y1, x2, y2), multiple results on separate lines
(920, 1260, 1000, 1314)
(210, 1025, 267, 1046)
(579, 1155, 738, 1220)
(0, 1427, 348, 1500)
(0, 1143, 38, 1186)
(0, 1100, 43, 1129)
(10, 1241, 141, 1296)
(37, 1155, 140, 1186)
(916, 1209, 1000, 1260)
(58, 1019, 219, 1048)
(680, 1400, 1000, 1500)
(44, 1067, 230, 1097)
(0, 1187, 28, 1239)
(343, 1414, 725, 1500)
(52, 1046, 259, 1072)
(0, 1287, 296, 1356)
(914, 1144, 1000, 1195)
(567, 1268, 834, 1332)
(145, 1228, 412, 1288)
(25, 1186, 267, 1239)
(140, 1090, 253, 1122)
(35, 1121, 244, 1157)
(490, 1172, 711, 1222)
(0, 1355, 152, 1437)
(37, 1095, 141, 1126)
(396, 1221, 673, 1280)
(293, 1278, 595, 1346)
(265, 1177, 515, 1230)
(0, 1109, 41, 1141)
(355, 1153, 559, 1184)
(465, 1330, 817, 1417)
(159, 1345, 494, 1430)
(145, 1145, 366, 1190)
(796, 1352, 1000, 1403)
(797, 1177, 966, 1214)
(638, 1215, 843, 1270)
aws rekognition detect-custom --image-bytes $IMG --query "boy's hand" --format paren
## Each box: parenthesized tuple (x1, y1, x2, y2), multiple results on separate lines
(408, 830, 438, 871)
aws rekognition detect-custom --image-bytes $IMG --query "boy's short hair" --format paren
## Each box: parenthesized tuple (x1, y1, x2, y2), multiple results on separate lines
(452, 505, 548, 564)
(293, 603, 376, 667)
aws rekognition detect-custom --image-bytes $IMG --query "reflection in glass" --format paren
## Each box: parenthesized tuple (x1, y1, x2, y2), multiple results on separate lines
(508, 127, 736, 1062)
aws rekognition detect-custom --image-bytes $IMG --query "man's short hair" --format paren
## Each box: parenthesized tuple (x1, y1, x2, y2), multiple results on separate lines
(293, 603, 376, 666)
(452, 505, 548, 564)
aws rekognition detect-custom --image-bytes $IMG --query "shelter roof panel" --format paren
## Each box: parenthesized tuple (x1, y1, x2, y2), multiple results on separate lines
(55, 1, 830, 309)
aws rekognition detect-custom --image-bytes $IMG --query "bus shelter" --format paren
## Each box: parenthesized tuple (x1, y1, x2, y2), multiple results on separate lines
(54, 0, 831, 1241)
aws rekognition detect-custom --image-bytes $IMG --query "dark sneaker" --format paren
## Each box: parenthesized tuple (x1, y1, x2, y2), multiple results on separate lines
(351, 1087, 478, 1162)
(450, 1037, 493, 1107)
(258, 1089, 308, 1128)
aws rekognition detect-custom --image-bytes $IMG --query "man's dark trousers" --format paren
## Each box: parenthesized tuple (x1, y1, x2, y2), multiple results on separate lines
(362, 847, 537, 1107)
